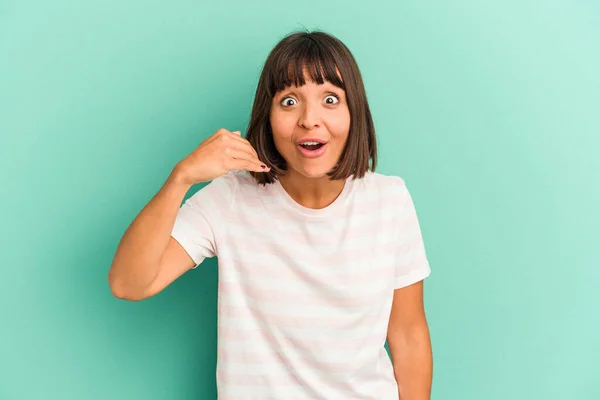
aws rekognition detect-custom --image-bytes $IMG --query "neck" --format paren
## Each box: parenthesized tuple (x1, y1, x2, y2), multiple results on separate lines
(278, 170, 346, 210)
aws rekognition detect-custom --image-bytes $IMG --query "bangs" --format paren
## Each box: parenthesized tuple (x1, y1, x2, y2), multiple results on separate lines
(267, 39, 345, 96)
(246, 30, 377, 185)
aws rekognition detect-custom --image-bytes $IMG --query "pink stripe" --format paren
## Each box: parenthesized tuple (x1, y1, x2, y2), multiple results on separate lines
(219, 281, 391, 307)
(219, 305, 381, 330)
(218, 326, 383, 352)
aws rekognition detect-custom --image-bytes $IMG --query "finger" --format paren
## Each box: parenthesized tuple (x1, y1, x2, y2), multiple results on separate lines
(226, 148, 270, 172)
(226, 141, 261, 162)
(238, 159, 270, 173)
(229, 147, 267, 169)
(225, 131, 259, 158)
(213, 127, 234, 140)
(209, 129, 259, 160)
(203, 128, 230, 146)
(208, 128, 241, 144)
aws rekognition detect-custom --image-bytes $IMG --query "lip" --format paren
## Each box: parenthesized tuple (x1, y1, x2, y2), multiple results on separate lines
(297, 142, 328, 158)
(296, 137, 328, 146)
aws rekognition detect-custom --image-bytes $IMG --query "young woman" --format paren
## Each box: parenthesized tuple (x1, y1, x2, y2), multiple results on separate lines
(109, 30, 433, 400)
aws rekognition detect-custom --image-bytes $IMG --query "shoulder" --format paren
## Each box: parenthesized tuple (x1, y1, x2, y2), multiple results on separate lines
(226, 169, 258, 189)
(357, 171, 408, 198)
(185, 171, 243, 211)
(352, 171, 417, 215)
(199, 169, 259, 193)
(198, 170, 263, 206)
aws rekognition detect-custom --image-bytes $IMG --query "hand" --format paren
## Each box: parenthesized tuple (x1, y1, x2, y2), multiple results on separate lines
(173, 128, 270, 186)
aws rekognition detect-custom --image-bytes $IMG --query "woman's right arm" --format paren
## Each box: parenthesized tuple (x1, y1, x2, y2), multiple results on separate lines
(107, 166, 195, 301)
(107, 128, 269, 301)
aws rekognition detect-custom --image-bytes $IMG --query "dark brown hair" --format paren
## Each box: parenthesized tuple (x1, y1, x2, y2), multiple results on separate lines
(245, 30, 377, 185)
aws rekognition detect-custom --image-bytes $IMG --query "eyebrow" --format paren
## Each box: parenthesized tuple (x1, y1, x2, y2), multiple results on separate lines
(278, 86, 345, 98)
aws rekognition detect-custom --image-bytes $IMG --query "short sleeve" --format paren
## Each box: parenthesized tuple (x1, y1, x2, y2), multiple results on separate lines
(394, 182, 431, 289)
(171, 171, 237, 268)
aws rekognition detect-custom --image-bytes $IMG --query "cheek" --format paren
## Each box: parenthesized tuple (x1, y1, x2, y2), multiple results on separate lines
(326, 112, 351, 140)
(270, 111, 295, 141)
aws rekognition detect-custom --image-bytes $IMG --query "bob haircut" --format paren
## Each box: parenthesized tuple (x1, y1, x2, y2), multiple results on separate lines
(246, 30, 377, 185)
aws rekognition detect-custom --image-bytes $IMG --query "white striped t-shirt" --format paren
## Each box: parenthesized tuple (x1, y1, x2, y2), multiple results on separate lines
(171, 169, 431, 399)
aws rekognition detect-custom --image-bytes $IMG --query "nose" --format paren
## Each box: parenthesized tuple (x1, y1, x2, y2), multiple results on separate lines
(298, 101, 321, 130)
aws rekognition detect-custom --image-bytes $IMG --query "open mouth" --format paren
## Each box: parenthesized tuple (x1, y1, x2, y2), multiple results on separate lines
(297, 140, 328, 158)
(299, 142, 325, 151)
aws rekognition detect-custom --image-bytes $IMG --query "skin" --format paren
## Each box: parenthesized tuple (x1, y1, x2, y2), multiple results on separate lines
(387, 281, 433, 399)
(110, 66, 432, 399)
(269, 71, 351, 210)
(270, 71, 433, 399)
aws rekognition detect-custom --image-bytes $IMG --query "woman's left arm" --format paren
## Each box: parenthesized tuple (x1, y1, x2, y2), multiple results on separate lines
(386, 280, 433, 400)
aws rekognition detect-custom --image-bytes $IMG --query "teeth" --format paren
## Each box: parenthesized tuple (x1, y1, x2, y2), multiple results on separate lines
(301, 141, 319, 145)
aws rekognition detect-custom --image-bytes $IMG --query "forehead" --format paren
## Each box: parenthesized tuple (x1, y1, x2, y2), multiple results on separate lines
(270, 58, 345, 96)
(280, 70, 342, 92)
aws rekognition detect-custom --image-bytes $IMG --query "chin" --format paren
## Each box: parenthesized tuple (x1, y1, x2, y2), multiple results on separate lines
(293, 164, 336, 179)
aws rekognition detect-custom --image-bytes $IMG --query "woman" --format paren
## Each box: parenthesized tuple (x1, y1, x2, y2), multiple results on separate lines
(109, 30, 433, 399)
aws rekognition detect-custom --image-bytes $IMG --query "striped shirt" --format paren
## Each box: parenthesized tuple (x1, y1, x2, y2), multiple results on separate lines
(171, 170, 431, 399)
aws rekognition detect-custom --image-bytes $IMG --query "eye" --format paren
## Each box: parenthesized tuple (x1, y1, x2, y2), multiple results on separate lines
(280, 97, 297, 107)
(324, 94, 340, 105)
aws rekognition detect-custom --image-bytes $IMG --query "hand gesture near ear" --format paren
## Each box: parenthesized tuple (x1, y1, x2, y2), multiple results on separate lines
(174, 128, 269, 185)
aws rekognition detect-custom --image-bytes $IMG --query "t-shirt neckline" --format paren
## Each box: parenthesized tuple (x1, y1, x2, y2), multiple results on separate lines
(272, 176, 355, 218)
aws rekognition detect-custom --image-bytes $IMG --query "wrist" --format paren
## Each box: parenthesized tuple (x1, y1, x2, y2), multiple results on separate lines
(168, 164, 194, 189)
